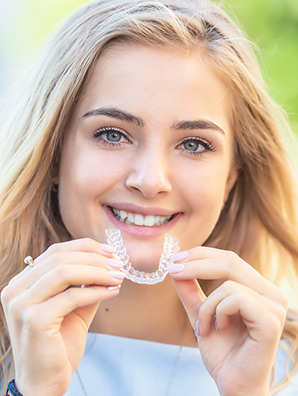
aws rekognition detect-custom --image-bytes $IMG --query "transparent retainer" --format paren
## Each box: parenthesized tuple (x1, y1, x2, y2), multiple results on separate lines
(105, 229, 180, 285)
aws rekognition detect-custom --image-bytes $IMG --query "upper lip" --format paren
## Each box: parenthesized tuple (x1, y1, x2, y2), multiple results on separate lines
(104, 203, 180, 217)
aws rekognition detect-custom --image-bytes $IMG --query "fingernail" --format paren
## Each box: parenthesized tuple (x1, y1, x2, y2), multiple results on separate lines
(106, 258, 123, 269)
(194, 320, 200, 337)
(167, 263, 185, 274)
(100, 244, 116, 253)
(108, 270, 126, 280)
(215, 320, 219, 331)
(171, 251, 188, 262)
(107, 284, 122, 291)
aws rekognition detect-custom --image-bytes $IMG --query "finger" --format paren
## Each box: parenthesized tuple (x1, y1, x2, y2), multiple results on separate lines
(40, 284, 121, 323)
(215, 294, 283, 345)
(9, 251, 123, 291)
(171, 278, 206, 328)
(71, 302, 101, 332)
(23, 265, 125, 303)
(198, 281, 285, 339)
(14, 285, 121, 335)
(170, 248, 287, 308)
(37, 238, 116, 262)
(11, 238, 117, 285)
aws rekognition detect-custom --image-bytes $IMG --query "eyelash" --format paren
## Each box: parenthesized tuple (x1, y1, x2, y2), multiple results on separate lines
(92, 127, 216, 155)
(177, 136, 216, 156)
(93, 127, 131, 147)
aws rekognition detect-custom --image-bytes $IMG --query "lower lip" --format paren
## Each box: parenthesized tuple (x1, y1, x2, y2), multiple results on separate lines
(103, 205, 182, 238)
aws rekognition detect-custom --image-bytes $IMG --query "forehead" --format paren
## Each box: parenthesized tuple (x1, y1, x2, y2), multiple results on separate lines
(74, 43, 233, 132)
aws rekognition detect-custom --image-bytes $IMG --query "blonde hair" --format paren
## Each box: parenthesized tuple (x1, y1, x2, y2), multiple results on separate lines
(1, 0, 297, 392)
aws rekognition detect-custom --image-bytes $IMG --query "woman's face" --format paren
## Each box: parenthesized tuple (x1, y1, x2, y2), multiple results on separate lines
(58, 44, 237, 271)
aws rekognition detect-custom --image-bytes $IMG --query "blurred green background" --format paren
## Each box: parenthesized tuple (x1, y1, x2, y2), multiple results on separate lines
(1, 0, 298, 138)
(224, 0, 298, 137)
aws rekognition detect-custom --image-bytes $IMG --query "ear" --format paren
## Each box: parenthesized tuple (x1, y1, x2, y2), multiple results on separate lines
(223, 165, 238, 202)
(52, 163, 59, 185)
(52, 167, 59, 191)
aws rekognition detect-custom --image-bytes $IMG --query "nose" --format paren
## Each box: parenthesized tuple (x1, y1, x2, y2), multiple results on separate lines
(125, 147, 172, 198)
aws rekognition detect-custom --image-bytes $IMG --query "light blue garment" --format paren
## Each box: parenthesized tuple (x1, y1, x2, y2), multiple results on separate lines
(65, 333, 298, 396)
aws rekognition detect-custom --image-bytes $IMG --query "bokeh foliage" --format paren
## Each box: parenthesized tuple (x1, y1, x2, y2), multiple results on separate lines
(222, 0, 298, 136)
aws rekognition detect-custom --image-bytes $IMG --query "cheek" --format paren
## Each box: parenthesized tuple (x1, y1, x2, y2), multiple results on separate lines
(59, 146, 124, 194)
(57, 143, 128, 226)
(179, 161, 228, 206)
(185, 178, 225, 230)
(175, 162, 230, 248)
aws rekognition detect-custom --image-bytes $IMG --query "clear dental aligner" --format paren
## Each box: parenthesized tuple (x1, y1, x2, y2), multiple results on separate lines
(105, 229, 180, 285)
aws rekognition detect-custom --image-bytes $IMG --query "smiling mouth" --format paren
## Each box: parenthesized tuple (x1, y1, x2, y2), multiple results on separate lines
(109, 206, 176, 227)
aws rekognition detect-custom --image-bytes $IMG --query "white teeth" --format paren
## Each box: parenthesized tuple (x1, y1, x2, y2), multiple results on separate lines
(154, 216, 160, 224)
(127, 213, 134, 223)
(111, 208, 174, 227)
(144, 215, 155, 226)
(119, 210, 128, 220)
(135, 214, 144, 226)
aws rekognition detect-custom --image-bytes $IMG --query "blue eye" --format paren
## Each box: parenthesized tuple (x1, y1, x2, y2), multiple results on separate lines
(183, 141, 200, 152)
(106, 130, 122, 142)
(92, 127, 131, 147)
(179, 137, 216, 156)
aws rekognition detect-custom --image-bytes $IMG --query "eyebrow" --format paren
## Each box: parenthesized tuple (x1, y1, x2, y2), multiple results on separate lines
(82, 106, 225, 135)
(171, 120, 225, 135)
(83, 106, 144, 127)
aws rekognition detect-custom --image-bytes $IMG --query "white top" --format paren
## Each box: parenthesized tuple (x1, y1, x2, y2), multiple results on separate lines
(65, 333, 298, 396)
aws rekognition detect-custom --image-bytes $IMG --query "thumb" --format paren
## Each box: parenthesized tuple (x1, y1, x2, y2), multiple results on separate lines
(74, 301, 101, 330)
(171, 278, 206, 328)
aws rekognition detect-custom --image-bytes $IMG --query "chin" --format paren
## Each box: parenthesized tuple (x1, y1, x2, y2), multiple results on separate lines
(124, 241, 165, 272)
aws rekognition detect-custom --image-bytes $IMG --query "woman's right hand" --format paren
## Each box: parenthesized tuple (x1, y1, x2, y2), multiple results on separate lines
(1, 238, 124, 396)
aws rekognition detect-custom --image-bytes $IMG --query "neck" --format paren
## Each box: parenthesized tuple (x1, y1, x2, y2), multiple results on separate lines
(90, 276, 197, 347)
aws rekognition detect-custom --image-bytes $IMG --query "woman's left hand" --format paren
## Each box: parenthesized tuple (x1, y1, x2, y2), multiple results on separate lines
(168, 247, 288, 396)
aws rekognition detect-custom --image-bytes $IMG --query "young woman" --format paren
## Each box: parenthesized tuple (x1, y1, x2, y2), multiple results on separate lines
(1, 1, 298, 395)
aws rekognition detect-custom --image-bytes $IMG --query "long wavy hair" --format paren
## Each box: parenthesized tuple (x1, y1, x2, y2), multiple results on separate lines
(1, 0, 297, 392)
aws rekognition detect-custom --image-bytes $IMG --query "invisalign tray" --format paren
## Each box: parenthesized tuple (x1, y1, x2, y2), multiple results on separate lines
(105, 229, 180, 284)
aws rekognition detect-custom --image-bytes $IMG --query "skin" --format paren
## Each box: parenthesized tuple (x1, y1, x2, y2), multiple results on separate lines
(1, 45, 287, 396)
(58, 44, 237, 267)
